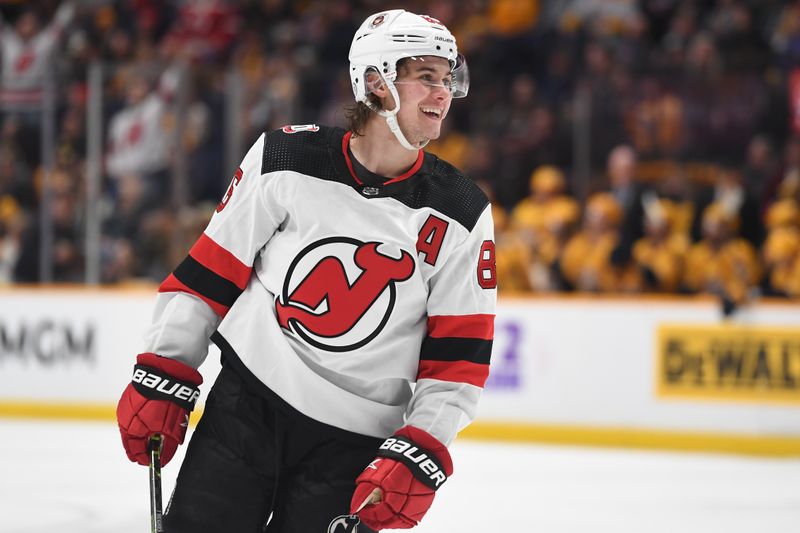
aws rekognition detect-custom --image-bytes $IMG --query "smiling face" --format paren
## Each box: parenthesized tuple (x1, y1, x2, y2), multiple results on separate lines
(392, 56, 453, 146)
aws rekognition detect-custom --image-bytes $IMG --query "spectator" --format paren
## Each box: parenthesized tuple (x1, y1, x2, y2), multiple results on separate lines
(0, 141, 35, 209)
(691, 161, 763, 248)
(742, 134, 780, 209)
(763, 135, 800, 207)
(605, 144, 646, 266)
(655, 160, 695, 238)
(769, 1, 800, 70)
(55, 103, 86, 171)
(487, 0, 539, 36)
(0, 2, 74, 120)
(632, 195, 688, 292)
(761, 197, 800, 297)
(683, 202, 761, 311)
(104, 173, 150, 241)
(579, 41, 630, 166)
(655, 2, 699, 72)
(626, 76, 685, 158)
(707, 0, 768, 71)
(105, 68, 176, 203)
(764, 197, 800, 232)
(160, 0, 240, 65)
(777, 166, 800, 206)
(552, 0, 642, 37)
(761, 226, 800, 297)
(511, 165, 577, 245)
(14, 187, 84, 282)
(528, 195, 580, 291)
(560, 192, 635, 291)
(509, 164, 580, 291)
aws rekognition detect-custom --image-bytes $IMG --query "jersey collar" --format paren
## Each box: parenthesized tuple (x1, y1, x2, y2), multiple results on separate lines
(341, 130, 425, 186)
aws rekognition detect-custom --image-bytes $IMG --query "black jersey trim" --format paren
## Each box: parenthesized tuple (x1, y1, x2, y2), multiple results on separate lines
(210, 331, 386, 447)
(260, 126, 351, 187)
(389, 159, 490, 232)
(419, 336, 493, 364)
(173, 256, 243, 308)
(258, 125, 490, 232)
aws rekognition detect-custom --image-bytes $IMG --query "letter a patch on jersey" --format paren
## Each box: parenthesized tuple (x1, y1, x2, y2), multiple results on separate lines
(276, 237, 415, 352)
(416, 215, 448, 266)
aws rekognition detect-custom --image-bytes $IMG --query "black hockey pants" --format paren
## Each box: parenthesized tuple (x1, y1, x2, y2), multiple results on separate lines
(162, 361, 380, 533)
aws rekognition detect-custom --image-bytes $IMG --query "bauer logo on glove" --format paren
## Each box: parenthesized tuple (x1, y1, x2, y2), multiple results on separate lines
(377, 435, 448, 488)
(131, 366, 201, 410)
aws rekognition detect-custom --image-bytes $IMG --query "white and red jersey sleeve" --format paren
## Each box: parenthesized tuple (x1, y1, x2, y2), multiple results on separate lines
(406, 204, 496, 446)
(143, 133, 285, 367)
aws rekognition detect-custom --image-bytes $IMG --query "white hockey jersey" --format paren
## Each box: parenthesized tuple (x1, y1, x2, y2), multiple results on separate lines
(144, 125, 496, 446)
(0, 4, 73, 110)
(106, 94, 171, 180)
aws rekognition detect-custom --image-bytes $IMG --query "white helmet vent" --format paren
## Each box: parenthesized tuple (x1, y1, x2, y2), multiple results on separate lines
(389, 33, 427, 43)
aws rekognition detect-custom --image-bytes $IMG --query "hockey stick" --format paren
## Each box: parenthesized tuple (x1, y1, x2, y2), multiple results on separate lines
(354, 488, 383, 513)
(148, 434, 165, 533)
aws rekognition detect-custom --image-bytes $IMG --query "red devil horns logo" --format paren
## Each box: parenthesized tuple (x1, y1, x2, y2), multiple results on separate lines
(276, 239, 415, 351)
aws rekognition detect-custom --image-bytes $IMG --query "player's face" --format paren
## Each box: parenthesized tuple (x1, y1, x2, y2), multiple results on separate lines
(393, 56, 453, 145)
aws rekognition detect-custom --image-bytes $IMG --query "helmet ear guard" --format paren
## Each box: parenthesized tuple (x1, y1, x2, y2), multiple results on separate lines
(364, 68, 385, 94)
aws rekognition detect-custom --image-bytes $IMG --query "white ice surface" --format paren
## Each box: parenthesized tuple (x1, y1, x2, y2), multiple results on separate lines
(2, 419, 800, 532)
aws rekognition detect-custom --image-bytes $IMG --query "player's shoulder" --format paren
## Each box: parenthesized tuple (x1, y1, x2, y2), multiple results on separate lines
(259, 124, 343, 176)
(412, 152, 490, 232)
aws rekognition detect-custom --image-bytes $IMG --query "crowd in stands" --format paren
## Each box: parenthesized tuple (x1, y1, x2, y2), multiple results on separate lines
(0, 0, 798, 309)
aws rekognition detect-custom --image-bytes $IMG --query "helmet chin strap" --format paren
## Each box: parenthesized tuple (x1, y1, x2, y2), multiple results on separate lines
(374, 81, 429, 151)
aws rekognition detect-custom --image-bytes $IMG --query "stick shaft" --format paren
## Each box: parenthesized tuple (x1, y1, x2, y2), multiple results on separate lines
(354, 488, 383, 513)
(149, 435, 164, 533)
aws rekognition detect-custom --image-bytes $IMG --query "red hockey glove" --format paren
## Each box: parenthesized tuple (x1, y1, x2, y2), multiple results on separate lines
(116, 353, 202, 467)
(350, 426, 453, 531)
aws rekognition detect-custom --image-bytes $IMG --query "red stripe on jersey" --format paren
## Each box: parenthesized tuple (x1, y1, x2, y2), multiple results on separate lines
(189, 233, 251, 289)
(384, 149, 424, 184)
(417, 360, 489, 388)
(159, 273, 230, 317)
(342, 131, 363, 185)
(427, 314, 494, 340)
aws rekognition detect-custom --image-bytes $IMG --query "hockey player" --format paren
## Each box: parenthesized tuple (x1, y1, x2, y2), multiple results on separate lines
(116, 9, 496, 533)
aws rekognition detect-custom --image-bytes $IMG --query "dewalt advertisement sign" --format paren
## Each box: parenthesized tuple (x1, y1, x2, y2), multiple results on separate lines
(657, 324, 800, 404)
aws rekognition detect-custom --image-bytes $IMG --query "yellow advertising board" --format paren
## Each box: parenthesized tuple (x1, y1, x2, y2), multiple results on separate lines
(656, 324, 800, 404)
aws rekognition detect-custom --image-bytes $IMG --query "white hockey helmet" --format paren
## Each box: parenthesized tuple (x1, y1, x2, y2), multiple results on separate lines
(348, 10, 469, 150)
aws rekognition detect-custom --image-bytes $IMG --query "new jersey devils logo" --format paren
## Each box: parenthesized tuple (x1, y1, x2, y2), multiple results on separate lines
(327, 514, 360, 533)
(276, 237, 415, 352)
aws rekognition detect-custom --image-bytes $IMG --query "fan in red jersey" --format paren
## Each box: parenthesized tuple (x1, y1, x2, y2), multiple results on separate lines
(0, 3, 74, 116)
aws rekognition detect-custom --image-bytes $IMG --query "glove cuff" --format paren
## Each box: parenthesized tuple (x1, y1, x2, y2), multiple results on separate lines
(377, 426, 453, 490)
(132, 353, 202, 411)
(136, 353, 203, 385)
